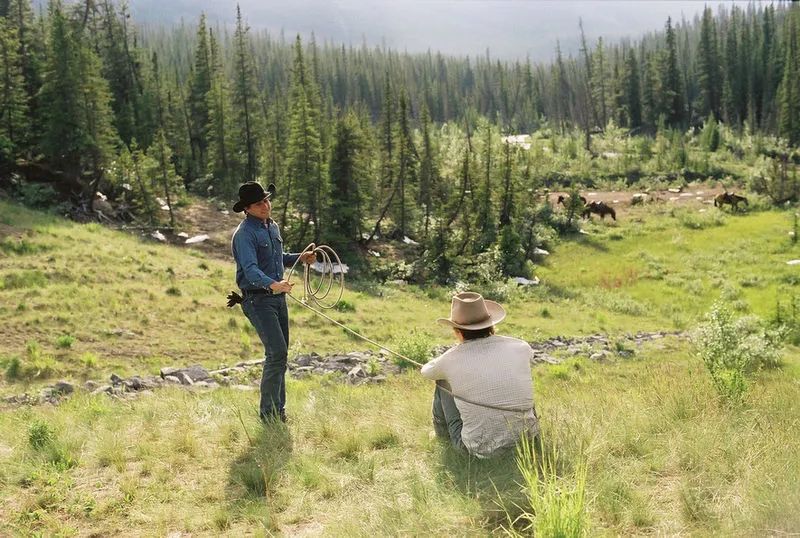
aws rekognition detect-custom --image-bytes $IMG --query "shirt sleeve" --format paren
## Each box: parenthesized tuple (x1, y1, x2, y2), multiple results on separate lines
(420, 355, 446, 380)
(233, 228, 275, 289)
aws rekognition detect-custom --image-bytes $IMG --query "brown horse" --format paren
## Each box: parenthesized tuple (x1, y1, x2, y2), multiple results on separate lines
(557, 194, 587, 206)
(582, 201, 617, 221)
(714, 191, 748, 210)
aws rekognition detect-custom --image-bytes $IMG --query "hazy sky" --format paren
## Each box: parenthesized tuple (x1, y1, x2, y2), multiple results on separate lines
(128, 0, 759, 61)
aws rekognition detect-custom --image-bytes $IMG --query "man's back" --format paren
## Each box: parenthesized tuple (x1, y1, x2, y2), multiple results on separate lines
(421, 335, 538, 457)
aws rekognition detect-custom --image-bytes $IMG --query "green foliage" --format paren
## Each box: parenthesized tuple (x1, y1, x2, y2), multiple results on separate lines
(391, 329, 434, 368)
(55, 335, 75, 349)
(692, 302, 782, 405)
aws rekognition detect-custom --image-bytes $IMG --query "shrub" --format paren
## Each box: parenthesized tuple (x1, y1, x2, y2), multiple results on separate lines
(55, 335, 75, 349)
(692, 302, 782, 405)
(391, 330, 434, 368)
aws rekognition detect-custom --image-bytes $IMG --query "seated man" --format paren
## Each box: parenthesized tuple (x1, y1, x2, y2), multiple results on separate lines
(421, 291, 539, 458)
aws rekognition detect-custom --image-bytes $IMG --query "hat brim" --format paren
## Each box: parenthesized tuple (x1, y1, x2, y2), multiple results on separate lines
(232, 191, 272, 213)
(437, 300, 506, 330)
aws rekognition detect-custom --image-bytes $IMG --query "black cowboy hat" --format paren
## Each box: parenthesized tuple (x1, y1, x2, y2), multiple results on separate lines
(232, 182, 276, 212)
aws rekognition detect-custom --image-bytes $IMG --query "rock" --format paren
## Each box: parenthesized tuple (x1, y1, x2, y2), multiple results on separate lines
(533, 247, 550, 256)
(150, 230, 167, 242)
(110, 373, 123, 385)
(294, 355, 315, 367)
(787, 260, 800, 266)
(513, 276, 540, 286)
(123, 376, 152, 391)
(160, 365, 210, 382)
(176, 372, 194, 386)
(177, 232, 189, 238)
(91, 385, 112, 395)
(589, 352, 608, 361)
(185, 234, 210, 244)
(347, 366, 367, 378)
(52, 381, 74, 395)
(84, 380, 99, 391)
(387, 279, 407, 286)
(402, 236, 419, 246)
(164, 375, 181, 384)
(231, 385, 255, 391)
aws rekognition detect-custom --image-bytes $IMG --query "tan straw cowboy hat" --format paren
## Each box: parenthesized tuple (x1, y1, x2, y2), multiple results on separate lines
(437, 291, 506, 330)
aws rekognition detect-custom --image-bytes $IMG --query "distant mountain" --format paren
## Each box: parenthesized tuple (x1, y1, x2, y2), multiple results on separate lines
(109, 0, 753, 62)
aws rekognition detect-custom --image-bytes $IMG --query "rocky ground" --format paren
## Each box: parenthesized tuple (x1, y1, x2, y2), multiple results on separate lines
(2, 331, 681, 408)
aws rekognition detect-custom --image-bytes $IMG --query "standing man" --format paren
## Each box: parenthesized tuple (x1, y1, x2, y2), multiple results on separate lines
(421, 292, 539, 457)
(231, 181, 315, 423)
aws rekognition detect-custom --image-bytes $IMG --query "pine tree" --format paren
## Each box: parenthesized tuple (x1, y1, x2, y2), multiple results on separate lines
(474, 120, 496, 252)
(285, 34, 323, 244)
(591, 37, 608, 128)
(188, 13, 211, 180)
(659, 17, 685, 128)
(39, 1, 117, 188)
(696, 7, 722, 120)
(623, 50, 642, 129)
(393, 92, 418, 238)
(231, 5, 261, 182)
(206, 28, 234, 197)
(0, 16, 27, 165)
(418, 104, 438, 239)
(326, 112, 364, 256)
(5, 0, 42, 144)
(778, 9, 800, 146)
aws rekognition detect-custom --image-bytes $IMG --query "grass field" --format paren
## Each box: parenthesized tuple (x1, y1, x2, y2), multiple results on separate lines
(1, 198, 800, 535)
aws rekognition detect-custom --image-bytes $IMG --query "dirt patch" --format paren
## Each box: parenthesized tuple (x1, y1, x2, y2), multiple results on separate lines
(548, 184, 728, 208)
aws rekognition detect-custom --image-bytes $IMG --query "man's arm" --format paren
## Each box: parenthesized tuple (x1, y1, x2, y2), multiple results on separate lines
(233, 229, 275, 289)
(420, 356, 445, 380)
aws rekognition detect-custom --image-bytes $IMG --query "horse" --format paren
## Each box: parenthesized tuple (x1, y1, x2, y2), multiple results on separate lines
(582, 201, 616, 221)
(557, 194, 587, 206)
(714, 191, 748, 210)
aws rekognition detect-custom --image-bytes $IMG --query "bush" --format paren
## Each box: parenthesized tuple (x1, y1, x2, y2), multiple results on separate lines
(692, 302, 782, 405)
(391, 330, 434, 369)
(55, 335, 75, 349)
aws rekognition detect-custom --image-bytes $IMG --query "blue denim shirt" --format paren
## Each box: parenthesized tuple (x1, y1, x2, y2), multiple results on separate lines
(231, 216, 300, 290)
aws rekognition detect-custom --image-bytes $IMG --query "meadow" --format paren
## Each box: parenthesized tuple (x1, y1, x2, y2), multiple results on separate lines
(1, 196, 799, 536)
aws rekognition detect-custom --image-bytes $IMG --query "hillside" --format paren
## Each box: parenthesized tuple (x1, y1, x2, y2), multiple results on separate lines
(1, 197, 800, 535)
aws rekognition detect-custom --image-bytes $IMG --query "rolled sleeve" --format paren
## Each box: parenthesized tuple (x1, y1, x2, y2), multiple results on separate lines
(233, 228, 275, 289)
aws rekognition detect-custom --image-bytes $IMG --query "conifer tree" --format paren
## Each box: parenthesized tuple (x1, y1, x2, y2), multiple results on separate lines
(0, 16, 27, 164)
(393, 92, 418, 238)
(418, 103, 438, 239)
(658, 17, 685, 128)
(474, 120, 496, 252)
(206, 28, 234, 196)
(326, 112, 364, 256)
(231, 5, 261, 182)
(696, 7, 721, 120)
(188, 13, 211, 179)
(39, 1, 117, 189)
(285, 34, 323, 244)
(778, 10, 800, 146)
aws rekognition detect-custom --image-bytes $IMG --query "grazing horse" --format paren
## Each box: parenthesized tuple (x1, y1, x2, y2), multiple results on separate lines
(582, 201, 617, 221)
(714, 191, 748, 210)
(557, 194, 587, 206)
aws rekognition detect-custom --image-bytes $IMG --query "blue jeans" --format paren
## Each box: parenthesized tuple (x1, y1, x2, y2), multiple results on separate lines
(432, 380, 467, 451)
(241, 293, 289, 421)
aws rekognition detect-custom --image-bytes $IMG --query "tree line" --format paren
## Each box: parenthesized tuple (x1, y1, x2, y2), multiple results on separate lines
(0, 1, 799, 281)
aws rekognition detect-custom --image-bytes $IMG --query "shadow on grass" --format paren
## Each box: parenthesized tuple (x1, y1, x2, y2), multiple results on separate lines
(227, 421, 293, 506)
(574, 234, 610, 252)
(436, 442, 530, 532)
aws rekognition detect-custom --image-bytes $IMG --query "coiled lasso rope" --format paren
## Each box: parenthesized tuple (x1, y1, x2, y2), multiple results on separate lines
(283, 243, 535, 415)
